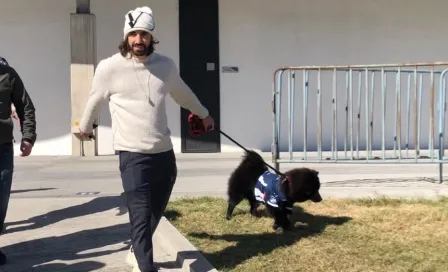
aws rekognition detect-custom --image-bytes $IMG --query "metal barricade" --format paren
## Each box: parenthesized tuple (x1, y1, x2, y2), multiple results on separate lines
(271, 63, 448, 183)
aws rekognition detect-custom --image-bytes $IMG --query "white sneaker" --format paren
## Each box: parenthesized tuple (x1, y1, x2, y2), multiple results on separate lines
(126, 245, 154, 272)
(126, 246, 137, 266)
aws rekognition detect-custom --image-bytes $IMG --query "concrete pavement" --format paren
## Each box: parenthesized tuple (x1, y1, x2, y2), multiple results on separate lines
(0, 197, 188, 272)
(8, 152, 448, 200)
(1, 152, 448, 271)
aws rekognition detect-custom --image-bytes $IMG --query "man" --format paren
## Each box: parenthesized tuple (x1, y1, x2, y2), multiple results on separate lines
(78, 6, 214, 272)
(0, 56, 37, 265)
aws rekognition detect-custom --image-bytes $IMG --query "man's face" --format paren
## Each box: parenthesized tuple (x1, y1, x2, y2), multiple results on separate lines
(127, 30, 152, 57)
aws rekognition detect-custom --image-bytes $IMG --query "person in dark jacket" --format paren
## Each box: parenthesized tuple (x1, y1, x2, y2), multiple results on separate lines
(0, 56, 37, 265)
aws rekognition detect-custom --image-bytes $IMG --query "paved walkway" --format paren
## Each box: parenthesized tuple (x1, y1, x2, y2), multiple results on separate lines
(1, 197, 184, 272)
(1, 153, 447, 271)
(8, 153, 448, 200)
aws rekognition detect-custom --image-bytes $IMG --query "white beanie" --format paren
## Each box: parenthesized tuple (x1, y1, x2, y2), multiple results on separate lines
(123, 6, 155, 39)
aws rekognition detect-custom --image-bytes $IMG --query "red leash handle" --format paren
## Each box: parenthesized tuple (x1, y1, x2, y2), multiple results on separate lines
(188, 114, 206, 136)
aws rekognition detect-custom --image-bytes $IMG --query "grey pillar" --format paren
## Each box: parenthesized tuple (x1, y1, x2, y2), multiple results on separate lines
(70, 1, 97, 156)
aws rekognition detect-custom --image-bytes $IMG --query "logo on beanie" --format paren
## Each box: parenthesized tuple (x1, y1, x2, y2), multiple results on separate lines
(127, 12, 143, 28)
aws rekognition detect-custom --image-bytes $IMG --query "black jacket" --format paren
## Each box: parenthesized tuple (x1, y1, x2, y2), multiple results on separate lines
(0, 58, 37, 145)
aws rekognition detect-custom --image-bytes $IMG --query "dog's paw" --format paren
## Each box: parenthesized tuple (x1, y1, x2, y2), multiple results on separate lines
(273, 224, 291, 234)
(273, 221, 291, 232)
(282, 224, 291, 231)
(274, 226, 286, 235)
(250, 209, 262, 218)
(282, 220, 292, 230)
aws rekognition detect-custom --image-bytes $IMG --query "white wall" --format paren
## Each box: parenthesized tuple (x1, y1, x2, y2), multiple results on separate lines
(0, 0, 179, 156)
(4, 0, 447, 156)
(219, 0, 448, 153)
(0, 0, 76, 156)
(91, 0, 180, 155)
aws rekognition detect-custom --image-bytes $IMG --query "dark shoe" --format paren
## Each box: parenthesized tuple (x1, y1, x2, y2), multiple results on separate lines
(115, 206, 128, 216)
(0, 250, 6, 265)
(1, 224, 7, 235)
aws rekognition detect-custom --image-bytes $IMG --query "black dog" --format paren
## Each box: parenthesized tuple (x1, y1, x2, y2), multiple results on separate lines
(226, 150, 322, 231)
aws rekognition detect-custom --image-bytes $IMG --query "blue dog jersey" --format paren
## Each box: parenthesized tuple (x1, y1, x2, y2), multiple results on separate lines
(254, 171, 293, 212)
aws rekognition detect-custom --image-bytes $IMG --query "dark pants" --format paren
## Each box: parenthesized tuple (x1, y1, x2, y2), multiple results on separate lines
(119, 149, 177, 272)
(0, 143, 13, 234)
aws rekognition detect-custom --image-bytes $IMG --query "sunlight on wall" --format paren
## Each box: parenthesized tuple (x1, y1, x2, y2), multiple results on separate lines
(13, 134, 72, 156)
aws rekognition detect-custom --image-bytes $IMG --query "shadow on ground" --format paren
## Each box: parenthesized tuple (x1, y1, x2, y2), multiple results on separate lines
(186, 206, 352, 270)
(163, 210, 181, 221)
(2, 223, 130, 271)
(11, 188, 56, 194)
(2, 199, 184, 271)
(323, 177, 447, 187)
(5, 196, 125, 234)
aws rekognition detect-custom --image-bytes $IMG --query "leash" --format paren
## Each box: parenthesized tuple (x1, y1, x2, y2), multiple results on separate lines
(188, 114, 286, 178)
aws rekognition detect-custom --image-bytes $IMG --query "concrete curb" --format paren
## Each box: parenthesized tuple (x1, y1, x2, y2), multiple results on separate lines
(154, 217, 219, 272)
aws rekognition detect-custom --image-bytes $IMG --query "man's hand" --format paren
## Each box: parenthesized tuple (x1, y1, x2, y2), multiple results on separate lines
(79, 127, 95, 139)
(201, 115, 215, 132)
(79, 127, 87, 137)
(20, 140, 33, 157)
(11, 112, 19, 122)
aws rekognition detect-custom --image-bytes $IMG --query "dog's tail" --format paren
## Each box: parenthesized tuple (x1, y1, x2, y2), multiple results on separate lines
(241, 150, 268, 169)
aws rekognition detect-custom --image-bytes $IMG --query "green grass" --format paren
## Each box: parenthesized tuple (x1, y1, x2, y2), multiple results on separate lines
(164, 196, 448, 272)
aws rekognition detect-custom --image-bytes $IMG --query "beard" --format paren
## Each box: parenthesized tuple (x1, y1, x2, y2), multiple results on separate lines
(131, 43, 148, 56)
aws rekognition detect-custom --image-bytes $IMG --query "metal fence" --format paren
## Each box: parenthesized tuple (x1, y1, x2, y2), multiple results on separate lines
(271, 62, 448, 183)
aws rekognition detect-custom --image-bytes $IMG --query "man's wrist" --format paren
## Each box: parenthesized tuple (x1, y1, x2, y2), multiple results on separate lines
(22, 138, 34, 146)
(79, 120, 94, 134)
(195, 107, 209, 120)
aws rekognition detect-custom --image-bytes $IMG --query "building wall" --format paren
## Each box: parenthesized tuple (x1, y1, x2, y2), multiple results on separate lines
(0, 0, 179, 156)
(0, 0, 75, 156)
(218, 0, 448, 152)
(2, 0, 448, 156)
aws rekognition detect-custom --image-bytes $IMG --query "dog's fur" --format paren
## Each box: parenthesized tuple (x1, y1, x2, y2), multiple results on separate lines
(226, 150, 322, 231)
